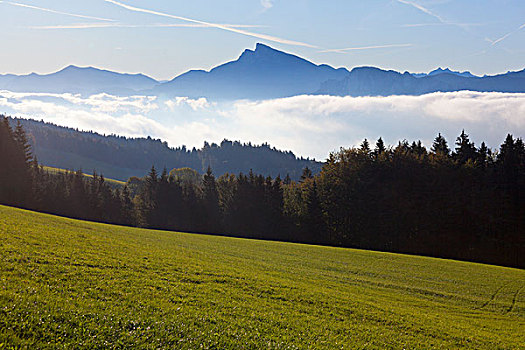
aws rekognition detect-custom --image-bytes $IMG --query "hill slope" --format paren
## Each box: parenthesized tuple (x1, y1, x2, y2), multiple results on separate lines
(0, 205, 523, 349)
(11, 117, 321, 181)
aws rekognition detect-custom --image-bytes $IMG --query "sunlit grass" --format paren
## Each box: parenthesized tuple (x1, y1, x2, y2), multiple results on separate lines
(42, 166, 126, 187)
(0, 205, 523, 349)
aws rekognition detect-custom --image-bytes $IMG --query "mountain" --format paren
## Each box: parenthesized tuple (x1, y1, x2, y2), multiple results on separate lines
(154, 43, 350, 99)
(0, 66, 159, 95)
(318, 66, 525, 96)
(10, 117, 321, 181)
(412, 67, 477, 78)
(1, 44, 524, 99)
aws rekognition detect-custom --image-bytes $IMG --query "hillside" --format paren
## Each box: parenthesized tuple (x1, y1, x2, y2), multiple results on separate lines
(11, 117, 321, 181)
(0, 205, 523, 348)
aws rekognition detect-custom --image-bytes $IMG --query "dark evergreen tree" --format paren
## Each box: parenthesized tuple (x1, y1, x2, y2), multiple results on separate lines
(431, 133, 450, 156)
(360, 138, 371, 154)
(202, 166, 220, 232)
(374, 137, 386, 157)
(300, 167, 313, 182)
(454, 130, 477, 164)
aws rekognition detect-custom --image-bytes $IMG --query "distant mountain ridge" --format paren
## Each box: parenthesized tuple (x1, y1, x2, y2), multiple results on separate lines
(0, 65, 159, 95)
(411, 67, 477, 78)
(1, 43, 524, 98)
(317, 66, 525, 96)
(154, 43, 349, 99)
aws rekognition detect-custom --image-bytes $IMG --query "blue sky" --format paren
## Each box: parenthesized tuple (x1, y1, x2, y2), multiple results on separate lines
(1, 0, 524, 80)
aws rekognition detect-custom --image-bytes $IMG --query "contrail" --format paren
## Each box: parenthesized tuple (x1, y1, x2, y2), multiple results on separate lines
(401, 22, 484, 28)
(1, 1, 115, 22)
(396, 0, 446, 24)
(103, 0, 318, 48)
(488, 22, 525, 45)
(29, 23, 267, 30)
(320, 43, 413, 53)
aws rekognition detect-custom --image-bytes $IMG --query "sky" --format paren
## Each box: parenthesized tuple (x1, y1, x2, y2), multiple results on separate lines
(1, 0, 524, 160)
(1, 0, 525, 80)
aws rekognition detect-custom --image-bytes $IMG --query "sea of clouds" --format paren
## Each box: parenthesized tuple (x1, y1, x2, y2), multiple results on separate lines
(1, 90, 524, 160)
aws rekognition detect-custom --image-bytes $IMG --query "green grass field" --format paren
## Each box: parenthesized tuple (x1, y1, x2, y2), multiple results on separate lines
(0, 205, 523, 349)
(42, 166, 126, 187)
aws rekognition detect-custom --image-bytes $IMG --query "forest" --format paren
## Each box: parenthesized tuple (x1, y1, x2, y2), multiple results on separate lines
(10, 117, 321, 181)
(1, 115, 524, 268)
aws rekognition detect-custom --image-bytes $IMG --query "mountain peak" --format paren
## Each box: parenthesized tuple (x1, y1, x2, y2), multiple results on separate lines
(429, 67, 454, 75)
(428, 67, 476, 78)
(58, 65, 96, 73)
(236, 42, 316, 68)
(255, 42, 275, 52)
(239, 43, 284, 59)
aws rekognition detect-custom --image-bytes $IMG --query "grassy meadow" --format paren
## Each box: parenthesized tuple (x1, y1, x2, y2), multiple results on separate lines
(42, 166, 126, 187)
(0, 205, 523, 349)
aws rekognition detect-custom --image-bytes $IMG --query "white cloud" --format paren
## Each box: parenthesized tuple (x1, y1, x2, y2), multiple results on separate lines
(222, 92, 525, 158)
(1, 90, 524, 161)
(0, 91, 158, 113)
(165, 97, 212, 111)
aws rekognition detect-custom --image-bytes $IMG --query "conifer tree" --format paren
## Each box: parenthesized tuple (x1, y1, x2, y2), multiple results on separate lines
(374, 137, 386, 157)
(202, 166, 220, 232)
(360, 138, 371, 154)
(300, 167, 313, 182)
(431, 133, 450, 156)
(454, 130, 477, 164)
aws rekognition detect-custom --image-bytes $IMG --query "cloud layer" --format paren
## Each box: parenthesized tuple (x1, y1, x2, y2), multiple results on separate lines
(1, 90, 524, 160)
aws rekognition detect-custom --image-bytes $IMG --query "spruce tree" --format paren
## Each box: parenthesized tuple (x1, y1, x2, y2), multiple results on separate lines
(431, 133, 450, 156)
(454, 130, 477, 164)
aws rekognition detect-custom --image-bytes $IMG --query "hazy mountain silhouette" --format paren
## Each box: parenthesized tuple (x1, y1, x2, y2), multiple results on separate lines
(1, 44, 524, 98)
(318, 66, 525, 96)
(154, 43, 350, 99)
(412, 67, 477, 78)
(0, 65, 159, 95)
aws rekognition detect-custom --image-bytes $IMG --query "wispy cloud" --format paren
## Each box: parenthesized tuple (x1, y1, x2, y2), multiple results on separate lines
(1, 0, 115, 22)
(28, 23, 267, 30)
(103, 0, 317, 48)
(261, 0, 274, 10)
(319, 44, 413, 54)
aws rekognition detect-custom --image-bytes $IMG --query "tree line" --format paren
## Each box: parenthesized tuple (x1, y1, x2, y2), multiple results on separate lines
(11, 117, 321, 181)
(1, 116, 524, 268)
